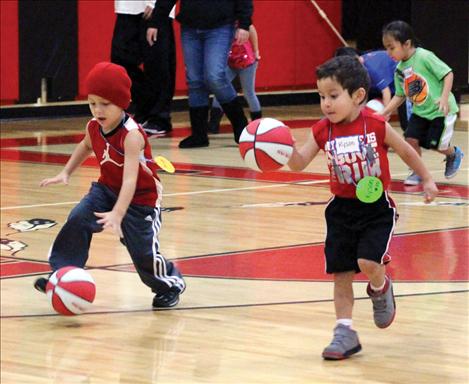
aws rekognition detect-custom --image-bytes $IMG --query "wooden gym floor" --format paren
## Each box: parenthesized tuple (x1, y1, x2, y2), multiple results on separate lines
(1, 105, 468, 383)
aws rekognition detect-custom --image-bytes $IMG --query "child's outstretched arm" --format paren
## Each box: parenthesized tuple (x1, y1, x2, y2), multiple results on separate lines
(288, 131, 320, 171)
(384, 123, 438, 203)
(39, 132, 93, 187)
(381, 86, 392, 106)
(94, 129, 143, 237)
(379, 95, 406, 120)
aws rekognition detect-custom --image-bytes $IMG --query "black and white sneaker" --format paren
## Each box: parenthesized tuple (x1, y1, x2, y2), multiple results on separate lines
(152, 287, 181, 308)
(142, 121, 172, 137)
(34, 277, 48, 293)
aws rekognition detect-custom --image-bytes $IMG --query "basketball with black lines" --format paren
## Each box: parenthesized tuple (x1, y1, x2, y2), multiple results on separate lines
(239, 118, 294, 172)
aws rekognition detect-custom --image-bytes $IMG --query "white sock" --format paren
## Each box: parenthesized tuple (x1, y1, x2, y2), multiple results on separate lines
(370, 279, 386, 292)
(336, 319, 353, 328)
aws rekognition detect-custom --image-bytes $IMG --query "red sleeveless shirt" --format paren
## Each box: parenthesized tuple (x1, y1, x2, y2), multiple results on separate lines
(312, 110, 391, 198)
(87, 115, 162, 207)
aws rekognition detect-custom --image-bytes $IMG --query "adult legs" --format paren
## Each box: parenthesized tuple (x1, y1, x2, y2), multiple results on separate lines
(179, 26, 211, 148)
(210, 62, 262, 133)
(209, 68, 237, 133)
(211, 66, 238, 111)
(110, 14, 146, 119)
(180, 24, 248, 146)
(142, 17, 176, 133)
(204, 25, 248, 143)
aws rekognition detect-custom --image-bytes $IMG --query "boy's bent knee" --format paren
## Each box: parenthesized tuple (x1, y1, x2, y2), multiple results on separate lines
(357, 258, 382, 273)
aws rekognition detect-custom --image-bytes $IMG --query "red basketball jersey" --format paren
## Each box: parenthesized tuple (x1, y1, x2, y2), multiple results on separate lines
(312, 110, 391, 199)
(87, 115, 162, 207)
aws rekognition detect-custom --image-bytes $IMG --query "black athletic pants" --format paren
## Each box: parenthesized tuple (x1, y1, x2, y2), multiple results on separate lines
(111, 13, 176, 131)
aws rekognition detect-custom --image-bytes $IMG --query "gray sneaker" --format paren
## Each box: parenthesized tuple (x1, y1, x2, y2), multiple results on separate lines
(444, 146, 464, 179)
(322, 324, 362, 360)
(367, 276, 396, 329)
(404, 171, 422, 186)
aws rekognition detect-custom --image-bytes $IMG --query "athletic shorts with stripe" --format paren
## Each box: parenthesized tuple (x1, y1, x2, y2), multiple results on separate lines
(324, 193, 397, 274)
(404, 113, 456, 150)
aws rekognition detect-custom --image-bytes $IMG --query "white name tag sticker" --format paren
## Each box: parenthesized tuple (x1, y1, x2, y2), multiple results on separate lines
(335, 136, 360, 155)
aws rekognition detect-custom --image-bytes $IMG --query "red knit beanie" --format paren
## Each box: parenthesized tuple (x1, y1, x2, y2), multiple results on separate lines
(85, 62, 131, 110)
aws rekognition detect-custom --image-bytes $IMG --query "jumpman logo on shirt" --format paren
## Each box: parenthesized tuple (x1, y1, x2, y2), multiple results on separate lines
(100, 143, 123, 167)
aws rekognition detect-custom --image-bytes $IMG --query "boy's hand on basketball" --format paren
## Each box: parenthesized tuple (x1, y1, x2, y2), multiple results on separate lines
(422, 179, 438, 204)
(39, 171, 69, 187)
(94, 211, 123, 237)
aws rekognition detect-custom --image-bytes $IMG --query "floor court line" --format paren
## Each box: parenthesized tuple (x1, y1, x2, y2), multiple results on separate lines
(2, 289, 467, 320)
(0, 180, 330, 210)
(2, 168, 467, 210)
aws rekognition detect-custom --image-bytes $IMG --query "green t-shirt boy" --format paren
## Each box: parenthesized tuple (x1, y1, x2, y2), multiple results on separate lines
(394, 47, 458, 120)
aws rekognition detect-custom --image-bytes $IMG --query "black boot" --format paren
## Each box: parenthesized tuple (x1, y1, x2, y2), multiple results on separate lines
(220, 98, 248, 144)
(179, 106, 209, 148)
(208, 107, 224, 134)
(250, 110, 262, 121)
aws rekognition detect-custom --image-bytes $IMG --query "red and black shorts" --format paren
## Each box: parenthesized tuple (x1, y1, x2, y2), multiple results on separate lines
(324, 193, 397, 274)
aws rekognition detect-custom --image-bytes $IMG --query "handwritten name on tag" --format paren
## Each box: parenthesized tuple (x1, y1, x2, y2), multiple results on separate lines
(335, 136, 360, 155)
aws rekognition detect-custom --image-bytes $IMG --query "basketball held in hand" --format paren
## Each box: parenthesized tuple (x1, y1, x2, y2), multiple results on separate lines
(46, 266, 96, 316)
(239, 118, 293, 172)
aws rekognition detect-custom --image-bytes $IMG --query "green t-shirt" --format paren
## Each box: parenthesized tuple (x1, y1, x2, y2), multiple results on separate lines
(394, 48, 458, 120)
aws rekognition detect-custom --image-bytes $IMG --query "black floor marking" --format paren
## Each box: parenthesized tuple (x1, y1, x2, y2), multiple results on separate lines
(2, 289, 467, 319)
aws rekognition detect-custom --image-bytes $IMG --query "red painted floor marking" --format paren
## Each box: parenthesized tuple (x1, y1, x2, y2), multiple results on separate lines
(174, 228, 468, 281)
(1, 148, 467, 197)
(0, 149, 99, 167)
(0, 134, 85, 149)
(0, 260, 51, 277)
(10, 229, 465, 281)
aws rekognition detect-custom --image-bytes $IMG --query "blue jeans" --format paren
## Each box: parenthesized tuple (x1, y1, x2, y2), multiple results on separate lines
(181, 24, 236, 107)
(48, 182, 185, 294)
(212, 61, 261, 112)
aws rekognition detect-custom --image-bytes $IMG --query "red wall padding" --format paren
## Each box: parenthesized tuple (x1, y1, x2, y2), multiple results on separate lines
(1, 0, 19, 104)
(1, 0, 342, 104)
(77, 0, 115, 99)
(253, 0, 342, 91)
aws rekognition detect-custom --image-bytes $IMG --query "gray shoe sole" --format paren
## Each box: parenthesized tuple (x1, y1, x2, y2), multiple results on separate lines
(322, 344, 362, 360)
(403, 178, 421, 186)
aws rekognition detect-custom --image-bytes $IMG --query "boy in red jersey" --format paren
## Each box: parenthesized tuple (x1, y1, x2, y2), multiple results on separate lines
(34, 62, 185, 308)
(288, 56, 438, 359)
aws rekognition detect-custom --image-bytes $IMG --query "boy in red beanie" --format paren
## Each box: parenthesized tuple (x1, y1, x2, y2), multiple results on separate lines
(34, 62, 185, 308)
